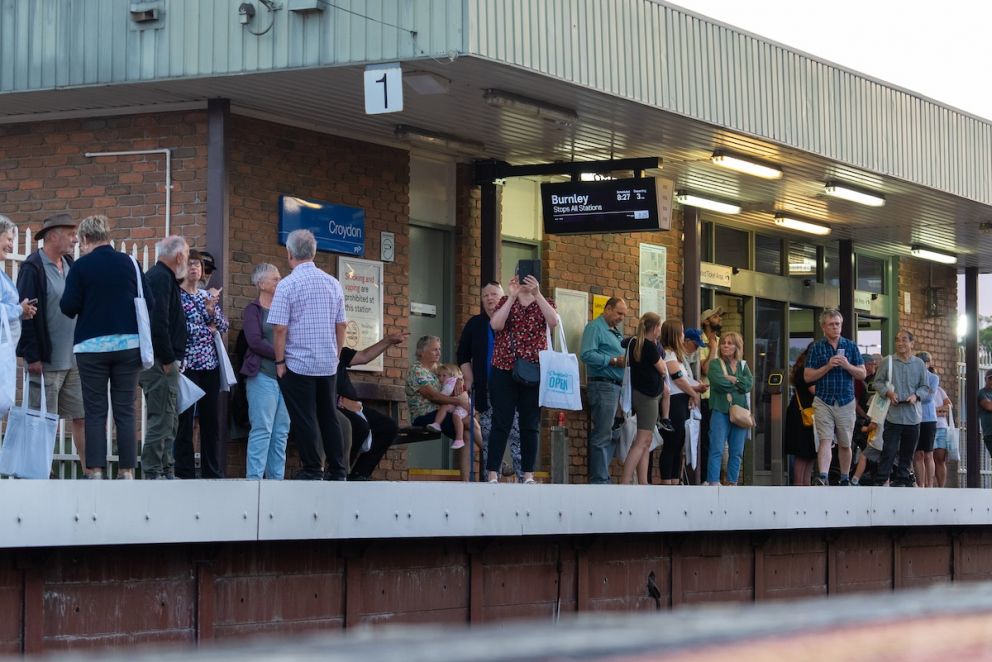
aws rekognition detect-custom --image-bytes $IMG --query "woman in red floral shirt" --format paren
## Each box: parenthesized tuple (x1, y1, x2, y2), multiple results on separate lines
(488, 274, 557, 484)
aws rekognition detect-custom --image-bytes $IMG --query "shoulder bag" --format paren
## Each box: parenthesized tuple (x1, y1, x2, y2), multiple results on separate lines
(718, 358, 754, 429)
(508, 308, 540, 386)
(795, 390, 815, 427)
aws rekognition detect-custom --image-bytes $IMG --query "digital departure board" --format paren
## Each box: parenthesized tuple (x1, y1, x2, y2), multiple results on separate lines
(541, 177, 672, 235)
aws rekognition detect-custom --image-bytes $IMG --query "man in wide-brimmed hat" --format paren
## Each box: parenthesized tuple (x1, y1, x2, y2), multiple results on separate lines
(16, 213, 89, 476)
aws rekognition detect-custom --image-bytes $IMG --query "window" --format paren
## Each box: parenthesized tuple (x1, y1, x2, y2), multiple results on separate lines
(701, 221, 714, 262)
(714, 225, 749, 270)
(856, 255, 885, 294)
(823, 243, 840, 287)
(787, 242, 818, 279)
(755, 235, 782, 275)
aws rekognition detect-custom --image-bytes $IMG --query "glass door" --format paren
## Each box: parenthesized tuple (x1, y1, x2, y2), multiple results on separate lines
(752, 298, 787, 485)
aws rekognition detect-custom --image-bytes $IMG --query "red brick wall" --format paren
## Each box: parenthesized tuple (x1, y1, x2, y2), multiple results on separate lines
(0, 112, 207, 247)
(226, 116, 411, 479)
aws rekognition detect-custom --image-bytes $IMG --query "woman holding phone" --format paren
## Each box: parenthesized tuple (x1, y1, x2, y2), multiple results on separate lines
(487, 265, 556, 484)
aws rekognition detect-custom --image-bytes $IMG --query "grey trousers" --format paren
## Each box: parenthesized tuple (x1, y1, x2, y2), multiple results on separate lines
(139, 360, 180, 478)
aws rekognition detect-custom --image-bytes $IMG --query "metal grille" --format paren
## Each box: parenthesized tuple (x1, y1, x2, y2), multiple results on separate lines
(957, 345, 992, 488)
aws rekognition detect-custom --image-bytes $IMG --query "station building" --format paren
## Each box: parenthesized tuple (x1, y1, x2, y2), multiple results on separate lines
(0, 0, 986, 485)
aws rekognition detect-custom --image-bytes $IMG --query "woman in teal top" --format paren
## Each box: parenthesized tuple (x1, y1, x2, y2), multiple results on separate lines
(706, 331, 753, 485)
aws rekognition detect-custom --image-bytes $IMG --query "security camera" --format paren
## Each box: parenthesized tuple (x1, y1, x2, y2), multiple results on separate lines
(238, 2, 256, 24)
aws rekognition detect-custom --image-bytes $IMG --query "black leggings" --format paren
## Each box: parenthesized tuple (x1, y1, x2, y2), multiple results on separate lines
(917, 421, 937, 453)
(659, 393, 690, 481)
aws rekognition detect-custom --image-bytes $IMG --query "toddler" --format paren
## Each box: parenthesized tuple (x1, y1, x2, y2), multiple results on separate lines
(429, 364, 480, 450)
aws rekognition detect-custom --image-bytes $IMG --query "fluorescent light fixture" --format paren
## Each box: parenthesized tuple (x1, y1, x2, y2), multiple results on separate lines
(675, 191, 741, 214)
(394, 125, 485, 154)
(711, 150, 782, 179)
(824, 181, 885, 207)
(483, 89, 578, 128)
(910, 244, 957, 264)
(403, 71, 450, 95)
(774, 213, 831, 236)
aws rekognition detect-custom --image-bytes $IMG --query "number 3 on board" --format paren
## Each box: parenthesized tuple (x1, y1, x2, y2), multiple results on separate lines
(364, 63, 404, 115)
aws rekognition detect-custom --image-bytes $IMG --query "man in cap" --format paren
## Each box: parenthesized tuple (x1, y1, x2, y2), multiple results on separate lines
(579, 296, 628, 484)
(697, 306, 723, 482)
(16, 213, 88, 475)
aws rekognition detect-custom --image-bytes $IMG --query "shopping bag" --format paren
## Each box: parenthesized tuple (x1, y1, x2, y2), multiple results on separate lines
(130, 256, 154, 370)
(213, 331, 238, 392)
(946, 407, 961, 462)
(0, 312, 15, 417)
(0, 372, 58, 479)
(867, 419, 885, 452)
(538, 317, 582, 411)
(867, 356, 894, 424)
(177, 372, 206, 414)
(615, 414, 663, 462)
(685, 414, 701, 469)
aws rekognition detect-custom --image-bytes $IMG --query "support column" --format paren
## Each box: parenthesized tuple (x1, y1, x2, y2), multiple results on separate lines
(206, 99, 230, 472)
(838, 240, 855, 339)
(682, 206, 701, 329)
(480, 182, 500, 286)
(966, 267, 980, 488)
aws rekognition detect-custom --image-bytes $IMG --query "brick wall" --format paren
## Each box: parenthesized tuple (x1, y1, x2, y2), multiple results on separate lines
(226, 115, 411, 479)
(897, 257, 958, 406)
(542, 214, 686, 483)
(0, 112, 207, 246)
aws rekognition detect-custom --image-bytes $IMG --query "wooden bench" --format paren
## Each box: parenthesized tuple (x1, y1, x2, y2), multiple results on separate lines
(351, 381, 441, 445)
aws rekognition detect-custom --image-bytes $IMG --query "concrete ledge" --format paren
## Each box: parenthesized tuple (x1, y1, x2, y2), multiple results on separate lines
(3, 482, 992, 548)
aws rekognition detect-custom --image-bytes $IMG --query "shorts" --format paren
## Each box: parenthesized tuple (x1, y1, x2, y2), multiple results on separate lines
(631, 389, 661, 430)
(863, 446, 881, 463)
(934, 427, 948, 451)
(812, 397, 856, 449)
(917, 421, 937, 453)
(28, 367, 85, 420)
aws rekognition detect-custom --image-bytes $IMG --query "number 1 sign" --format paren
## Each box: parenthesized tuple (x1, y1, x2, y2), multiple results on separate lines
(364, 63, 404, 115)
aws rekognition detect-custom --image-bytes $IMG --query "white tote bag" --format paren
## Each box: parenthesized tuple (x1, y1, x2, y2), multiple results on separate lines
(867, 355, 893, 424)
(538, 317, 583, 411)
(213, 331, 238, 392)
(946, 407, 961, 462)
(177, 372, 206, 414)
(0, 312, 16, 417)
(620, 343, 633, 417)
(130, 256, 154, 370)
(0, 372, 58, 479)
(615, 414, 663, 462)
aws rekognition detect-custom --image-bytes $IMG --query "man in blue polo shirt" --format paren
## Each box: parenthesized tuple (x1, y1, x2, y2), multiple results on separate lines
(804, 308, 866, 486)
(580, 296, 628, 484)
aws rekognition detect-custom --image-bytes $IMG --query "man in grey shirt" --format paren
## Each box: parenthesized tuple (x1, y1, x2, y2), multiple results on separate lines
(872, 329, 929, 487)
(16, 214, 88, 476)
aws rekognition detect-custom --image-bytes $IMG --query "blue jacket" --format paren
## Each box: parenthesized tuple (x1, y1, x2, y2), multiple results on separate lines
(60, 245, 152, 346)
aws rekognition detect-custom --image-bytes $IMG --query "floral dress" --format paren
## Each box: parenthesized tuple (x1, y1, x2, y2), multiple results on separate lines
(180, 289, 229, 371)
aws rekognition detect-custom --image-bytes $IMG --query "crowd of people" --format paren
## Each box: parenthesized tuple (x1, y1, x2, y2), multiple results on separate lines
(0, 212, 971, 486)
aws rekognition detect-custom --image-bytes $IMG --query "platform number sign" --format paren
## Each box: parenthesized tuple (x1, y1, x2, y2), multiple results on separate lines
(364, 63, 404, 115)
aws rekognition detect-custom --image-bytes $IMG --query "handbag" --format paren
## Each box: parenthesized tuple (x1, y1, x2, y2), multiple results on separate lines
(538, 316, 583, 411)
(0, 372, 58, 479)
(213, 331, 239, 392)
(130, 256, 154, 370)
(0, 311, 15, 417)
(794, 391, 814, 427)
(507, 319, 540, 385)
(867, 355, 894, 424)
(946, 407, 961, 462)
(717, 358, 754, 429)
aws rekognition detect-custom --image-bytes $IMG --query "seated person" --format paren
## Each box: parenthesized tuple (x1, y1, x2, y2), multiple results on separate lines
(405, 335, 464, 442)
(338, 330, 408, 481)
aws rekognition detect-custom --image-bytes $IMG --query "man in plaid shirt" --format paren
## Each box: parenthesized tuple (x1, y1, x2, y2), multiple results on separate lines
(269, 229, 348, 480)
(803, 308, 865, 486)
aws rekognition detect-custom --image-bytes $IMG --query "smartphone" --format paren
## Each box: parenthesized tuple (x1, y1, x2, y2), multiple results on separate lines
(836, 348, 845, 358)
(516, 259, 541, 284)
(26, 298, 38, 305)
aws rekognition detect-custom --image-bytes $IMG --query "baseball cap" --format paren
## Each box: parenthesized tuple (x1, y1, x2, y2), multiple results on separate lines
(684, 328, 704, 345)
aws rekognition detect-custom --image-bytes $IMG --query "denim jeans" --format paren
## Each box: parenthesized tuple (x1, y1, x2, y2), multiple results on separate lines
(246, 373, 290, 480)
(586, 380, 620, 484)
(708, 409, 747, 484)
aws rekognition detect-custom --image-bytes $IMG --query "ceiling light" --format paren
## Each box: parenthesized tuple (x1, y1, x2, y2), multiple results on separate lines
(580, 172, 615, 181)
(711, 150, 782, 179)
(774, 213, 831, 236)
(404, 71, 450, 95)
(483, 89, 578, 128)
(910, 244, 957, 265)
(395, 125, 485, 154)
(675, 191, 741, 215)
(824, 181, 885, 207)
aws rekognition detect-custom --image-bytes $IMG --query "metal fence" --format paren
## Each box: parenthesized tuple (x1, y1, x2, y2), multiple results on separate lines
(957, 345, 992, 488)
(3, 227, 155, 479)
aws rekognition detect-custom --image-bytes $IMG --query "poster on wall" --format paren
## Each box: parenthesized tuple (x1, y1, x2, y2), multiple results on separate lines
(554, 288, 590, 383)
(592, 294, 610, 320)
(337, 256, 384, 372)
(639, 243, 667, 318)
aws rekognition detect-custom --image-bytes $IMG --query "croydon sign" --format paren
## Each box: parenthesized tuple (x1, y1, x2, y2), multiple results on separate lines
(278, 195, 365, 256)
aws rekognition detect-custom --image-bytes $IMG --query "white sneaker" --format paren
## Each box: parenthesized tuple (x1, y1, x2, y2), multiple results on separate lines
(426, 422, 442, 432)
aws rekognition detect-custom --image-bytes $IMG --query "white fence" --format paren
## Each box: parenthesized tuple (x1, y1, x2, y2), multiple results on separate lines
(4, 227, 156, 479)
(957, 345, 992, 488)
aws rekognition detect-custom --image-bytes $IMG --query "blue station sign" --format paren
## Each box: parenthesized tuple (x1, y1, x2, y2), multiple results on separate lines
(278, 195, 365, 256)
